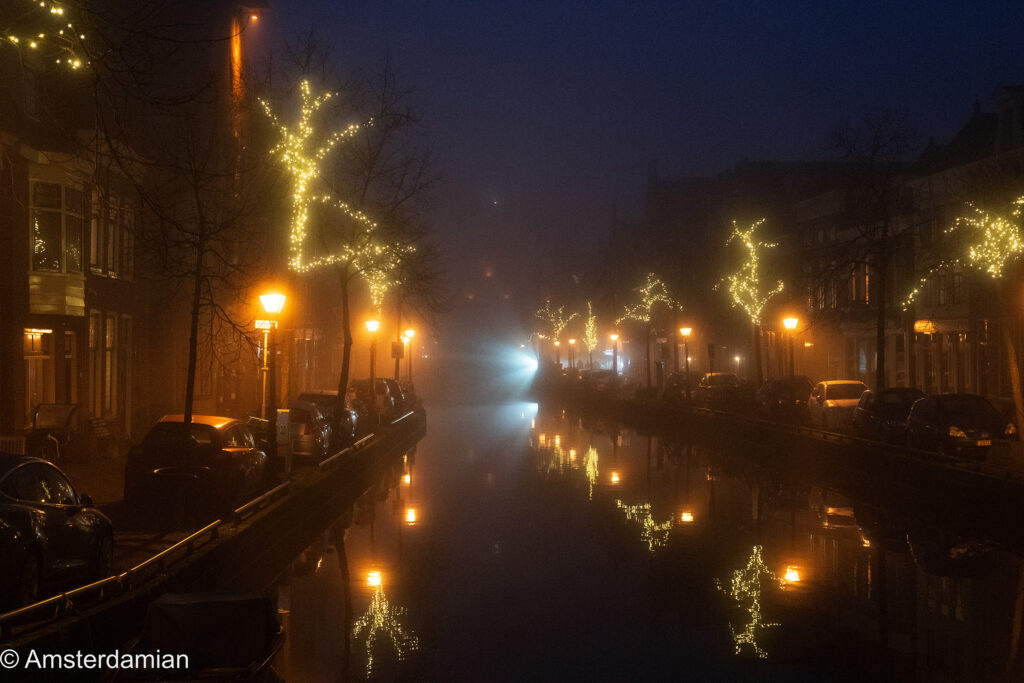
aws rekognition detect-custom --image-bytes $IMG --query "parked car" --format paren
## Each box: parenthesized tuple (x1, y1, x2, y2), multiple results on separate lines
(350, 379, 397, 427)
(695, 372, 741, 409)
(853, 387, 925, 443)
(662, 371, 696, 401)
(288, 400, 333, 461)
(124, 416, 267, 515)
(295, 389, 359, 450)
(755, 376, 813, 423)
(381, 378, 408, 415)
(906, 393, 1016, 458)
(809, 380, 869, 431)
(0, 454, 113, 607)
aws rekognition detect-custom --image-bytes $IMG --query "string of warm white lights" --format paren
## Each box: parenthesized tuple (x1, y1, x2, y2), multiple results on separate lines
(723, 219, 784, 325)
(536, 301, 578, 340)
(260, 81, 375, 273)
(714, 545, 783, 659)
(3, 1, 87, 70)
(584, 445, 598, 500)
(902, 197, 1024, 309)
(583, 301, 598, 355)
(615, 499, 674, 552)
(351, 585, 420, 677)
(616, 273, 678, 325)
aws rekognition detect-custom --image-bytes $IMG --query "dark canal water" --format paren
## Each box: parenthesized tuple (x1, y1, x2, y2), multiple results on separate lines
(273, 401, 1024, 682)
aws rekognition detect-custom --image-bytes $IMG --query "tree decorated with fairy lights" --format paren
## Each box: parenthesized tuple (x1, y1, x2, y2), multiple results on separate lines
(904, 198, 1024, 434)
(723, 219, 784, 384)
(262, 80, 414, 415)
(583, 301, 598, 369)
(536, 300, 578, 365)
(1, 0, 90, 71)
(617, 273, 679, 391)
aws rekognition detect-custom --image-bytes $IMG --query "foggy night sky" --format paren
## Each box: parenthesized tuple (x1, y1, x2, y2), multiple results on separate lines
(273, 1, 1024, 303)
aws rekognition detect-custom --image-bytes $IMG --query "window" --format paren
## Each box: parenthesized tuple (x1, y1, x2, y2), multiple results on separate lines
(24, 329, 54, 425)
(89, 311, 101, 414)
(29, 181, 83, 274)
(89, 190, 135, 279)
(104, 314, 116, 413)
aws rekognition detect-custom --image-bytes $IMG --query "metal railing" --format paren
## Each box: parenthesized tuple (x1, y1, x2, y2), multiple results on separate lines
(317, 433, 375, 472)
(232, 482, 290, 525)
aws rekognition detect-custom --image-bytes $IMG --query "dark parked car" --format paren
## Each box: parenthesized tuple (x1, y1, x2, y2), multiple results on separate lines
(295, 389, 359, 450)
(906, 393, 1016, 458)
(695, 372, 741, 408)
(381, 378, 408, 415)
(755, 376, 813, 423)
(350, 379, 397, 427)
(0, 454, 113, 607)
(124, 415, 267, 515)
(853, 387, 925, 443)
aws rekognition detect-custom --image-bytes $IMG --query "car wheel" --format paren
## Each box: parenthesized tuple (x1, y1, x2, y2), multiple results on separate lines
(92, 535, 114, 579)
(18, 554, 41, 607)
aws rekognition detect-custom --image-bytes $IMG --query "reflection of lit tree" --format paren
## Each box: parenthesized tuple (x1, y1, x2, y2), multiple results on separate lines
(584, 446, 599, 500)
(352, 585, 420, 677)
(714, 545, 783, 659)
(615, 500, 673, 552)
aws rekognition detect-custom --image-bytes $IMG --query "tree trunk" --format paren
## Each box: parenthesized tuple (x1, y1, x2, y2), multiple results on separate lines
(753, 323, 763, 385)
(645, 325, 652, 390)
(335, 267, 353, 431)
(184, 242, 205, 426)
(394, 299, 402, 380)
(1001, 319, 1024, 437)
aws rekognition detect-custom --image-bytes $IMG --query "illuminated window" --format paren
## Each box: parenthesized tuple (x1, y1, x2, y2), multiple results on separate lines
(29, 181, 82, 274)
(23, 329, 54, 425)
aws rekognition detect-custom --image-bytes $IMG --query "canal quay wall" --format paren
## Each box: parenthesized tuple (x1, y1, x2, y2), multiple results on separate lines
(549, 389, 1024, 542)
(6, 411, 426, 658)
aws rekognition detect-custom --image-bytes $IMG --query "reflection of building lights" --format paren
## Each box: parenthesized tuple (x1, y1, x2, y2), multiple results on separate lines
(680, 511, 694, 523)
(569, 448, 576, 461)
(366, 570, 382, 587)
(405, 508, 417, 524)
(554, 434, 561, 447)
(531, 419, 535, 429)
(403, 474, 411, 485)
(539, 433, 546, 445)
(610, 471, 620, 484)
(784, 565, 801, 583)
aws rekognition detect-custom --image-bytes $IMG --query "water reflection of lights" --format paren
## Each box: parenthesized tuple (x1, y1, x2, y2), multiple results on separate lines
(403, 473, 411, 485)
(539, 433, 547, 446)
(366, 570, 383, 588)
(405, 507, 417, 524)
(616, 500, 674, 552)
(715, 545, 785, 659)
(568, 448, 576, 462)
(554, 434, 561, 447)
(352, 585, 420, 677)
(584, 446, 599, 499)
(680, 511, 695, 523)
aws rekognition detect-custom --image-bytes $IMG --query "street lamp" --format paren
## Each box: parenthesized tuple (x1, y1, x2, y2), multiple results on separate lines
(366, 319, 380, 424)
(734, 355, 741, 376)
(783, 317, 799, 378)
(610, 333, 619, 375)
(568, 338, 576, 369)
(404, 328, 416, 385)
(554, 340, 561, 367)
(257, 293, 286, 419)
(679, 327, 692, 402)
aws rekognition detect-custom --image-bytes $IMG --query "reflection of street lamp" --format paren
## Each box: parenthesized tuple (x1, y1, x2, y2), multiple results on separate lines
(366, 319, 380, 424)
(404, 329, 415, 385)
(610, 333, 619, 374)
(258, 293, 286, 419)
(679, 327, 692, 402)
(783, 317, 799, 377)
(568, 338, 576, 369)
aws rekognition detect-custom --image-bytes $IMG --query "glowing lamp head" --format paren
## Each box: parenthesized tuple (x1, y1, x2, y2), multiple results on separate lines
(679, 327, 692, 337)
(554, 340, 560, 347)
(403, 473, 411, 485)
(568, 338, 576, 345)
(259, 293, 286, 315)
(405, 328, 415, 339)
(366, 570, 382, 587)
(365, 319, 380, 333)
(784, 565, 801, 583)
(783, 317, 799, 331)
(405, 508, 417, 524)
(610, 333, 619, 342)
(680, 511, 694, 523)
(610, 471, 620, 484)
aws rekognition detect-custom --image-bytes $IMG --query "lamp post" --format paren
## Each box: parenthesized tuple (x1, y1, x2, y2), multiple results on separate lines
(783, 317, 799, 378)
(679, 327, 692, 402)
(568, 338, 576, 370)
(404, 328, 415, 385)
(366, 319, 380, 424)
(554, 340, 561, 367)
(610, 333, 619, 375)
(258, 293, 286, 420)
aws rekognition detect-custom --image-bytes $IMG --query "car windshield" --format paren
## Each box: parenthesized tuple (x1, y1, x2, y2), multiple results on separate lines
(143, 422, 217, 450)
(879, 390, 923, 409)
(826, 383, 866, 400)
(707, 374, 738, 387)
(772, 378, 811, 394)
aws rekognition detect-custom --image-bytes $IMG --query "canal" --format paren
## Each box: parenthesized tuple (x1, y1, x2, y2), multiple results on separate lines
(273, 400, 1024, 681)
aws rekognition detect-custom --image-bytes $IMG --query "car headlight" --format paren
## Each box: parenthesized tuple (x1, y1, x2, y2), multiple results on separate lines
(1005, 422, 1017, 437)
(948, 426, 967, 438)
